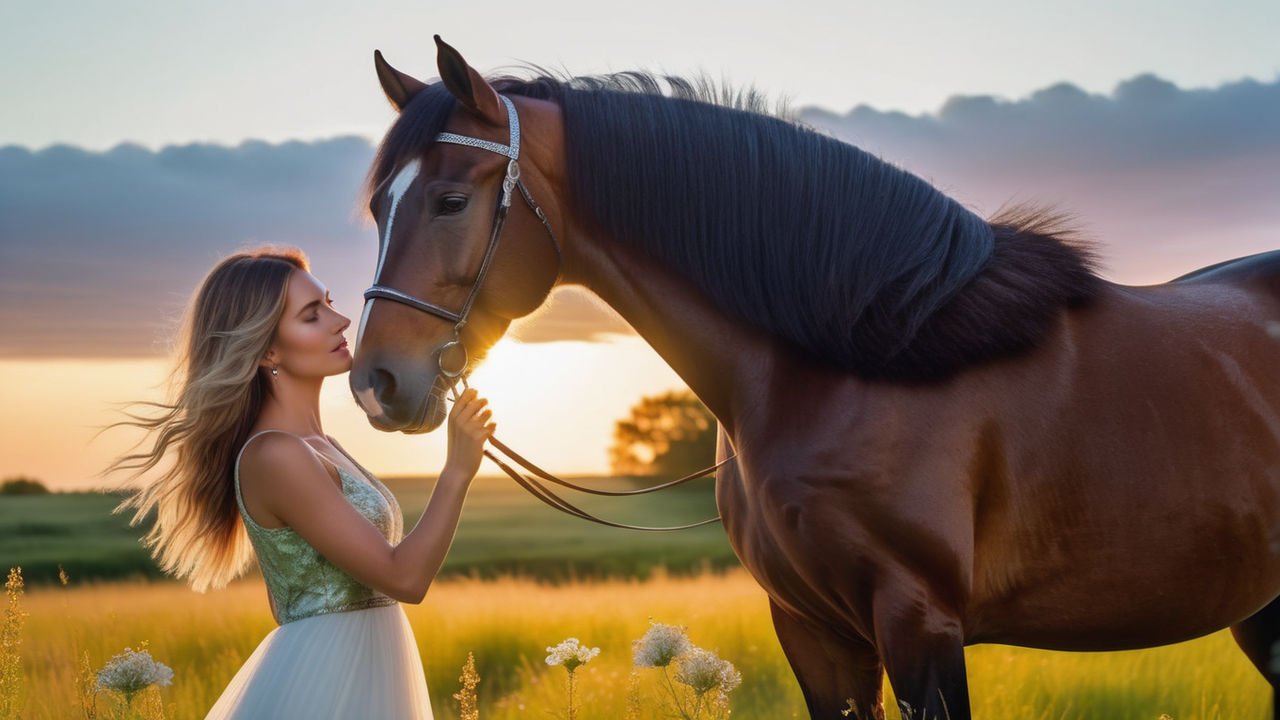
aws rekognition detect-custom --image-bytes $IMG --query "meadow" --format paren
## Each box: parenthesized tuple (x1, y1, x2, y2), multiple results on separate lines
(2, 478, 1274, 719)
(9, 572, 1272, 720)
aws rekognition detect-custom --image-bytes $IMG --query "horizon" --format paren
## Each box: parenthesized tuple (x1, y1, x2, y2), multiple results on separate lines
(4, 68, 1279, 156)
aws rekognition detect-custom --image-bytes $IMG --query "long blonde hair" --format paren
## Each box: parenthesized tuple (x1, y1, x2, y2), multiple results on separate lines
(109, 247, 309, 592)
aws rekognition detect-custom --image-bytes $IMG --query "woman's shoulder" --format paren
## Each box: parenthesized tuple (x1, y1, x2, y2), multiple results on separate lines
(237, 430, 327, 486)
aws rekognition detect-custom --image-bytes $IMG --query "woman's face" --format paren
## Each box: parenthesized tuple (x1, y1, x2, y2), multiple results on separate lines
(267, 270, 352, 379)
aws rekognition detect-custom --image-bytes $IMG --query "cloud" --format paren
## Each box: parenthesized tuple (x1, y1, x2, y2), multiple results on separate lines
(2, 73, 1277, 357)
(0, 137, 626, 357)
(0, 138, 372, 357)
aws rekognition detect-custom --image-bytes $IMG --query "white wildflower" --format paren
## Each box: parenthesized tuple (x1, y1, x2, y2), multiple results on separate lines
(95, 647, 174, 702)
(544, 637, 601, 673)
(673, 647, 741, 697)
(632, 622, 693, 668)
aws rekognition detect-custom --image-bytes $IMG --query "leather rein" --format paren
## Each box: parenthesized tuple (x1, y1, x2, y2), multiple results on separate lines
(363, 94, 731, 532)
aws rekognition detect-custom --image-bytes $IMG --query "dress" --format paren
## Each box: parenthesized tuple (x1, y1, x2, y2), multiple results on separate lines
(204, 431, 433, 719)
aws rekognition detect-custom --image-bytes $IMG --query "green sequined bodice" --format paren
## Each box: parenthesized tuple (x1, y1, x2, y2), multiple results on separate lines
(234, 432, 404, 625)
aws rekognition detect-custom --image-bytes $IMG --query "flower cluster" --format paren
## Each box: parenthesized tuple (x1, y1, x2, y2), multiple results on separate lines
(632, 622, 694, 668)
(544, 637, 601, 673)
(632, 621, 741, 719)
(535, 623, 741, 720)
(673, 647, 742, 697)
(545, 637, 599, 720)
(95, 647, 173, 702)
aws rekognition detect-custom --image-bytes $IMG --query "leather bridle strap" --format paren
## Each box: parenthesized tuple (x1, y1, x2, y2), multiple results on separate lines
(363, 95, 561, 338)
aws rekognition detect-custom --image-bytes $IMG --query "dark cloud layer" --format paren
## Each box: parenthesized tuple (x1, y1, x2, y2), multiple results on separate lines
(2, 73, 1277, 357)
(0, 137, 630, 357)
(1, 138, 375, 356)
(801, 74, 1280, 280)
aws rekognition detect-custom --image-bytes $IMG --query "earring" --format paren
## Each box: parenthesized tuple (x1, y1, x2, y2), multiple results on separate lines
(271, 365, 278, 377)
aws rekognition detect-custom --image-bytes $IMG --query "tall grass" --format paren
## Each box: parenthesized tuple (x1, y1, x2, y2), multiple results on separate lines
(15, 571, 1272, 719)
(2, 568, 28, 718)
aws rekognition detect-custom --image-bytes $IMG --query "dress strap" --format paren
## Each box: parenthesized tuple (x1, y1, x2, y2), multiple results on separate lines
(325, 435, 380, 486)
(234, 430, 342, 530)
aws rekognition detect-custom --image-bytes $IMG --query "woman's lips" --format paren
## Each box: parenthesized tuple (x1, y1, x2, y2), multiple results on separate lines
(333, 339, 349, 353)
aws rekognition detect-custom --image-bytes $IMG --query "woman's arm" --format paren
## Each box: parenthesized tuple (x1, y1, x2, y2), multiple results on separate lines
(238, 389, 493, 603)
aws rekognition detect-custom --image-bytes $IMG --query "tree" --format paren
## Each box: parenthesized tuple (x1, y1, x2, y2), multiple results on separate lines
(609, 390, 716, 477)
(0, 476, 49, 495)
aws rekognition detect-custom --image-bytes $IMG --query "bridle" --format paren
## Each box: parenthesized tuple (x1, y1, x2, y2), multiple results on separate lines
(362, 94, 731, 531)
(364, 95, 559, 380)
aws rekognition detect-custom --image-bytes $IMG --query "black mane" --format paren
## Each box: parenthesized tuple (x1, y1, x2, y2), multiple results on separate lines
(368, 73, 1101, 381)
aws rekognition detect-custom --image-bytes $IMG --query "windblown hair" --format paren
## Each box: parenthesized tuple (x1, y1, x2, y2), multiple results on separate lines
(107, 248, 308, 591)
(367, 73, 1101, 380)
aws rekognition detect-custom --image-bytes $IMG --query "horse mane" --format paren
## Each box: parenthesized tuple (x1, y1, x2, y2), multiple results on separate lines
(367, 73, 1102, 382)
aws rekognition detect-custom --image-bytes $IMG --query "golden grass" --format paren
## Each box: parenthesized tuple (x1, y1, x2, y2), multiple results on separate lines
(11, 570, 1273, 719)
(2, 568, 29, 718)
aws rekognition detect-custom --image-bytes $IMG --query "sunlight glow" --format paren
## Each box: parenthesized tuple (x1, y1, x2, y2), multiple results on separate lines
(0, 336, 689, 490)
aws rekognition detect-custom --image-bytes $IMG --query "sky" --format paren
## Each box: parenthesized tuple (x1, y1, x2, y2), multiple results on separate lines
(4, 0, 1279, 150)
(2, 0, 1279, 488)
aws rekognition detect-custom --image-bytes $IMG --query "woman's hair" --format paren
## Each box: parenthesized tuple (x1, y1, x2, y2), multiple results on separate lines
(107, 246, 309, 592)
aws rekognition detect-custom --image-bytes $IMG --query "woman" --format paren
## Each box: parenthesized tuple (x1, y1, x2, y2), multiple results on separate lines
(110, 247, 491, 718)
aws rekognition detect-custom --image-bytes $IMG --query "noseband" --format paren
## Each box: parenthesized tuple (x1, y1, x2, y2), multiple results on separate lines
(362, 94, 561, 379)
(361, 94, 729, 532)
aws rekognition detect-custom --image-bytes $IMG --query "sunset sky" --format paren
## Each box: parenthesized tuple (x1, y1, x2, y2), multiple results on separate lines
(2, 1, 1278, 489)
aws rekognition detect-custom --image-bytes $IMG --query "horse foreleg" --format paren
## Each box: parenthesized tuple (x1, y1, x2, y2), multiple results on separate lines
(872, 582, 971, 720)
(769, 599, 886, 719)
(1231, 593, 1280, 718)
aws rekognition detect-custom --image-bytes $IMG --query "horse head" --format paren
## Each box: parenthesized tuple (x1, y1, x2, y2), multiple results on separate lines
(351, 37, 565, 433)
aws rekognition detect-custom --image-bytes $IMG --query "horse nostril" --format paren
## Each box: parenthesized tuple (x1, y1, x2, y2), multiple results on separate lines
(372, 368, 398, 406)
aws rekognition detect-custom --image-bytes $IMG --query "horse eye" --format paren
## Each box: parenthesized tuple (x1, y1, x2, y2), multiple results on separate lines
(439, 195, 468, 215)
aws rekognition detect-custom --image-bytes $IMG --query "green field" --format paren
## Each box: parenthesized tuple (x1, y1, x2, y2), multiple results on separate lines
(0, 491, 163, 585)
(0, 474, 734, 585)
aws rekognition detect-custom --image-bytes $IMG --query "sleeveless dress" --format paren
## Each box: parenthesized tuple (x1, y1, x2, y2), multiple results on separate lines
(204, 431, 434, 719)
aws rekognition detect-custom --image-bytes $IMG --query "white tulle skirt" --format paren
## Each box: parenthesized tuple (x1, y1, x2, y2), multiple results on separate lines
(204, 604, 433, 719)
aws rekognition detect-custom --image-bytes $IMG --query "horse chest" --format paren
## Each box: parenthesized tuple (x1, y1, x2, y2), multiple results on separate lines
(715, 449, 916, 635)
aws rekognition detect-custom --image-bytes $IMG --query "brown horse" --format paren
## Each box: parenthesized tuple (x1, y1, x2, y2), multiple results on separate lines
(349, 36, 1280, 719)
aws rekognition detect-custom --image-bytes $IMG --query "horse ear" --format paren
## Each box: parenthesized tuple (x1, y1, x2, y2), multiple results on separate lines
(433, 35, 506, 127)
(374, 49, 428, 113)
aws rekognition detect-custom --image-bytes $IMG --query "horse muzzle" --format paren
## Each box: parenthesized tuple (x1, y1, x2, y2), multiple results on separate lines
(350, 363, 450, 434)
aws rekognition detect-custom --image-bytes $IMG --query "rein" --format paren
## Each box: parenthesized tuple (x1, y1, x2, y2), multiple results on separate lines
(450, 379, 729, 532)
(364, 93, 731, 531)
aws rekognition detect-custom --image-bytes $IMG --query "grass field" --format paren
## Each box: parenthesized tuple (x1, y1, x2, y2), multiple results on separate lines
(3, 478, 1274, 718)
(0, 474, 734, 585)
(7, 572, 1272, 720)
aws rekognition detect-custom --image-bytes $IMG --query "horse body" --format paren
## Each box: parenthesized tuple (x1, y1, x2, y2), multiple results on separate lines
(708, 272, 1280, 718)
(351, 39, 1280, 718)
(571, 193, 1280, 714)
(966, 275, 1280, 649)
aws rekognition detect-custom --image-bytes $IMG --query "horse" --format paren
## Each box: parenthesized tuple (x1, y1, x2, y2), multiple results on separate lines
(348, 36, 1280, 720)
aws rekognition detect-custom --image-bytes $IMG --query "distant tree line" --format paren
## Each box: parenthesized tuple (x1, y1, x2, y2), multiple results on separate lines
(1, 477, 49, 495)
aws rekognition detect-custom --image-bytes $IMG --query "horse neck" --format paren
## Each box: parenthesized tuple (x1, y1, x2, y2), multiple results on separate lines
(561, 231, 775, 437)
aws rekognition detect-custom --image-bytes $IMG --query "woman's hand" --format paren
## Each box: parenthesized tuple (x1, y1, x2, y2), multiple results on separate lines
(442, 387, 495, 483)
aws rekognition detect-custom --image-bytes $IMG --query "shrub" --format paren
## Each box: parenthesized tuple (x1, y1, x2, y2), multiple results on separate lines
(1, 478, 50, 495)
